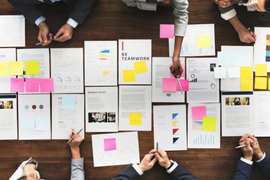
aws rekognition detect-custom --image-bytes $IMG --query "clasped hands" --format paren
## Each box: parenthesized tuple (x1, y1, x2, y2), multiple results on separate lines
(239, 133, 264, 161)
(38, 21, 74, 46)
(138, 148, 172, 172)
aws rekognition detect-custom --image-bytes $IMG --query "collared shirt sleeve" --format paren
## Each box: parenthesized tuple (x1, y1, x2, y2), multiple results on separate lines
(166, 161, 178, 174)
(9, 157, 36, 180)
(71, 158, 85, 180)
(215, 0, 237, 21)
(122, 0, 157, 11)
(67, 18, 79, 28)
(35, 16, 46, 26)
(132, 163, 144, 176)
(240, 157, 253, 165)
(256, 152, 266, 163)
(172, 0, 189, 37)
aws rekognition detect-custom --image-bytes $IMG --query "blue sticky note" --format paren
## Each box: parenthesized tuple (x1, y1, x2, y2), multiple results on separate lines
(217, 52, 232, 66)
(36, 117, 50, 131)
(61, 95, 76, 110)
(266, 51, 270, 56)
(20, 117, 35, 132)
(232, 52, 247, 66)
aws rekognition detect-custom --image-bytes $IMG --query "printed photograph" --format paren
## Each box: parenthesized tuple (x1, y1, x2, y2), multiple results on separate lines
(225, 97, 250, 106)
(0, 101, 13, 109)
(88, 112, 116, 123)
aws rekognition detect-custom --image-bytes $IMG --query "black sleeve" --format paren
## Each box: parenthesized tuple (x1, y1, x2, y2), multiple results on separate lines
(169, 162, 197, 180)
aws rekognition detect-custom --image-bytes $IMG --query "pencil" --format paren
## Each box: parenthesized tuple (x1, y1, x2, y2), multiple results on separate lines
(67, 128, 83, 144)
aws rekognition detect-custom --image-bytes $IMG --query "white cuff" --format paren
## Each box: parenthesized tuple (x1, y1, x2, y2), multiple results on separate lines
(221, 9, 237, 21)
(132, 163, 143, 176)
(35, 16, 46, 26)
(166, 160, 178, 174)
(247, 6, 256, 11)
(67, 18, 78, 28)
(256, 152, 266, 163)
(240, 157, 253, 165)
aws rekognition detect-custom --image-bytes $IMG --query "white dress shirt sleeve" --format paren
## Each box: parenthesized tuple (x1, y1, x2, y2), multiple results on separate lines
(132, 163, 144, 176)
(67, 18, 79, 28)
(240, 157, 253, 165)
(35, 16, 46, 26)
(256, 152, 266, 163)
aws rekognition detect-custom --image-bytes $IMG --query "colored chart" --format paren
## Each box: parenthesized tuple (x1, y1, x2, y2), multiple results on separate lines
(100, 49, 114, 61)
(266, 35, 270, 62)
(172, 113, 179, 144)
(193, 134, 215, 145)
(192, 121, 202, 130)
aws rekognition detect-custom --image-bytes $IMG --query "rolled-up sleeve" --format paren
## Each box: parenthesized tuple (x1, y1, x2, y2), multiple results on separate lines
(122, 0, 157, 11)
(71, 158, 85, 180)
(172, 0, 189, 37)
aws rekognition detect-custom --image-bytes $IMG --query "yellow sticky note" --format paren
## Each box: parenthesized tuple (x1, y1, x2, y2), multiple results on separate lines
(103, 71, 111, 76)
(241, 78, 253, 91)
(134, 61, 148, 74)
(267, 40, 270, 46)
(255, 77, 267, 89)
(10, 61, 23, 75)
(202, 117, 217, 132)
(255, 64, 267, 77)
(268, 78, 270, 90)
(129, 113, 141, 125)
(196, 34, 211, 48)
(25, 61, 39, 75)
(240, 67, 252, 78)
(123, 70, 135, 82)
(0, 62, 9, 76)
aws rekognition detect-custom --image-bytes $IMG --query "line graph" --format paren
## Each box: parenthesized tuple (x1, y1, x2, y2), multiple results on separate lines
(260, 106, 270, 120)
(99, 144, 138, 161)
(59, 109, 76, 120)
(55, 60, 81, 70)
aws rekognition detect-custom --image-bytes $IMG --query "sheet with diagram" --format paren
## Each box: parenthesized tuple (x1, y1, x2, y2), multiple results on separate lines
(51, 48, 83, 93)
(52, 94, 85, 139)
(221, 91, 254, 136)
(119, 86, 151, 131)
(187, 58, 219, 102)
(18, 94, 51, 140)
(152, 57, 185, 103)
(0, 95, 17, 140)
(92, 132, 140, 167)
(85, 41, 117, 86)
(85, 87, 118, 132)
(188, 103, 220, 148)
(154, 105, 187, 151)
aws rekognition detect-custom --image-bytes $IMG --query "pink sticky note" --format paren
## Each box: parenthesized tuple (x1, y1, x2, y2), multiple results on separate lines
(40, 78, 54, 92)
(162, 78, 177, 92)
(177, 79, 189, 91)
(160, 24, 174, 38)
(170, 63, 185, 78)
(10, 78, 24, 92)
(25, 78, 39, 92)
(192, 106, 206, 121)
(104, 138, 116, 151)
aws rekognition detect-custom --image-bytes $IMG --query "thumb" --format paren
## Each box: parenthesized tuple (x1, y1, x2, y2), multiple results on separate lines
(150, 157, 157, 166)
(54, 29, 63, 39)
(246, 141, 251, 149)
(155, 152, 162, 162)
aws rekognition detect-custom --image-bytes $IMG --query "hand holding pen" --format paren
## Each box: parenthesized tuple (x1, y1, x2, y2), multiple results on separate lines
(68, 128, 83, 145)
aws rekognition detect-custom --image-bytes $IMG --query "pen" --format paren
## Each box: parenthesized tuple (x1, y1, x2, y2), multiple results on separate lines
(235, 142, 257, 149)
(248, 28, 254, 38)
(177, 79, 183, 94)
(156, 142, 158, 153)
(36, 38, 55, 45)
(67, 128, 83, 144)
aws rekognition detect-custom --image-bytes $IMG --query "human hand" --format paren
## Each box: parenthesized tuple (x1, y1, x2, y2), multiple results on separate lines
(238, 28, 256, 43)
(215, 0, 233, 8)
(158, 0, 172, 7)
(38, 21, 53, 46)
(240, 134, 264, 159)
(24, 163, 40, 180)
(239, 138, 254, 161)
(138, 153, 157, 172)
(171, 56, 183, 78)
(68, 128, 83, 149)
(150, 148, 171, 169)
(54, 23, 73, 42)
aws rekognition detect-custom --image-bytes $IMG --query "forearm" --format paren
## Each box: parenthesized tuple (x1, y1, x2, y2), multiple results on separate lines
(71, 147, 81, 159)
(173, 36, 183, 58)
(228, 15, 246, 33)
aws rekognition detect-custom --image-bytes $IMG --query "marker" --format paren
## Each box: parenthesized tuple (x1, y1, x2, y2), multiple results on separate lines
(235, 142, 257, 149)
(67, 128, 83, 144)
(177, 79, 183, 94)
(36, 38, 55, 45)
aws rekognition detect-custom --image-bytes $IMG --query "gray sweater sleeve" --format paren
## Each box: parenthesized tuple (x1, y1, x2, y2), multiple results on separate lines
(71, 158, 85, 180)
(172, 0, 189, 37)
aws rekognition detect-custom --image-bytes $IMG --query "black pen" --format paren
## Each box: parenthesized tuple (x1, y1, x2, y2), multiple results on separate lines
(248, 28, 254, 38)
(156, 142, 158, 153)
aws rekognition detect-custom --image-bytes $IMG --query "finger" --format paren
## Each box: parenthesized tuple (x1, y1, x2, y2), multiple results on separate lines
(149, 149, 156, 154)
(246, 141, 251, 149)
(37, 171, 40, 179)
(54, 29, 64, 40)
(37, 34, 43, 43)
(155, 152, 163, 162)
(253, 33, 257, 41)
(150, 157, 157, 166)
(240, 133, 250, 142)
(248, 135, 258, 143)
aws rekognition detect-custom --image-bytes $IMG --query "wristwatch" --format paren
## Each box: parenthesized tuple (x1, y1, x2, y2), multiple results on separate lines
(26, 158, 38, 169)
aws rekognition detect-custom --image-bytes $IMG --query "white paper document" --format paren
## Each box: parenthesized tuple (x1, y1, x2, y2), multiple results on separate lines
(51, 48, 83, 93)
(187, 58, 219, 102)
(119, 39, 151, 84)
(0, 95, 17, 140)
(169, 24, 215, 57)
(154, 105, 187, 151)
(52, 94, 85, 139)
(17, 48, 50, 79)
(92, 132, 140, 167)
(221, 91, 254, 136)
(254, 92, 270, 137)
(188, 103, 220, 148)
(18, 94, 51, 140)
(85, 41, 117, 86)
(119, 86, 151, 131)
(0, 48, 16, 93)
(254, 27, 270, 72)
(152, 57, 185, 103)
(0, 15, 25, 47)
(85, 87, 118, 132)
